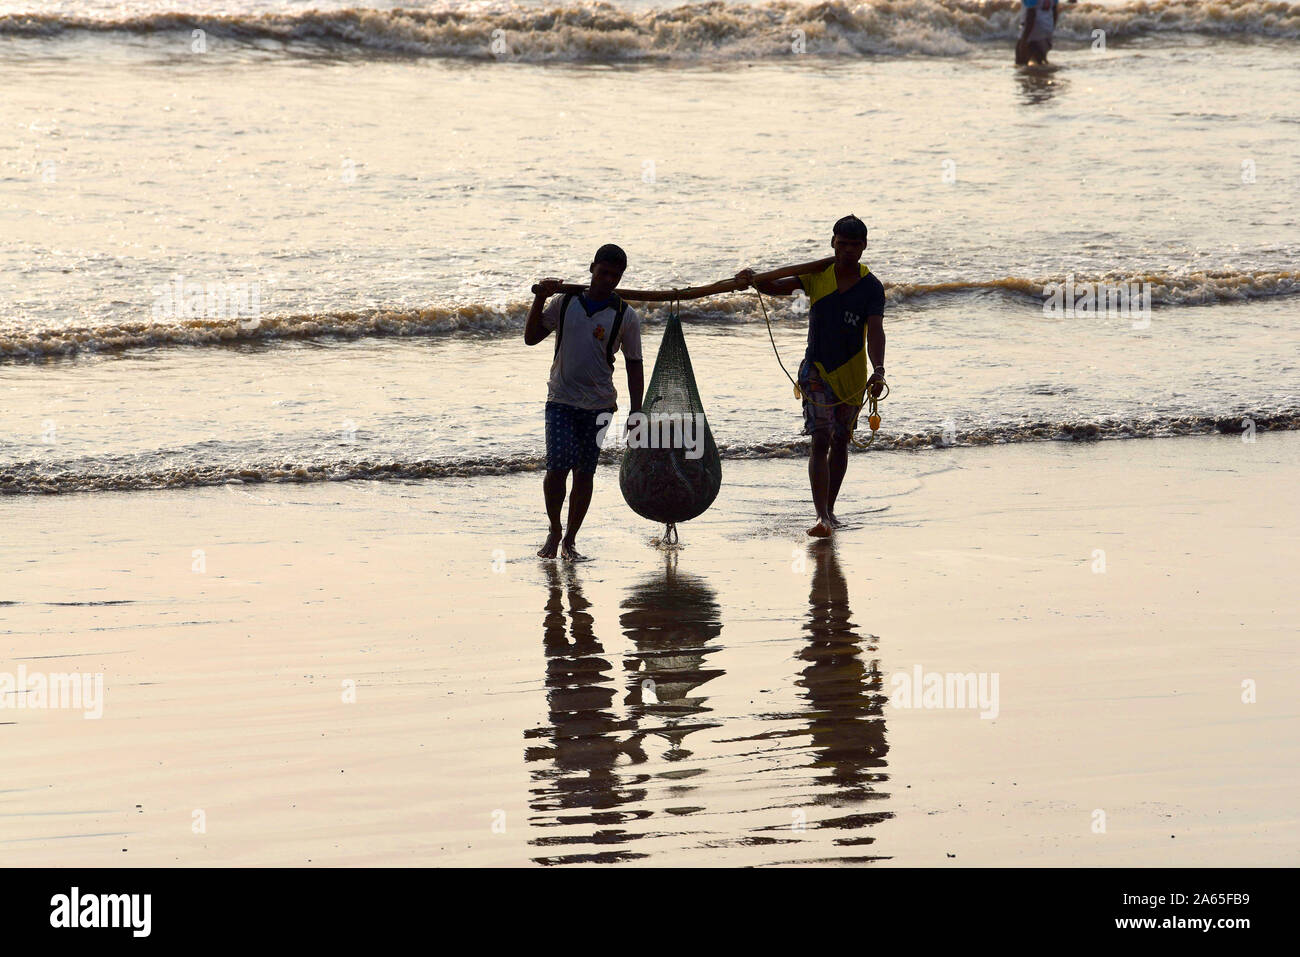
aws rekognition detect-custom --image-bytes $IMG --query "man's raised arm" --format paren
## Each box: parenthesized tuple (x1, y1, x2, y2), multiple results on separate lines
(735, 268, 802, 296)
(525, 278, 562, 346)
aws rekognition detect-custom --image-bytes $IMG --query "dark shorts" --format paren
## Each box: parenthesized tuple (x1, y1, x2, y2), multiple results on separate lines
(798, 359, 859, 444)
(545, 401, 615, 475)
(1016, 38, 1051, 65)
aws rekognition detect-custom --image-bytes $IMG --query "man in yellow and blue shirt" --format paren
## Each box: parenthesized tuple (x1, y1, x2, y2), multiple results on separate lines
(738, 215, 886, 537)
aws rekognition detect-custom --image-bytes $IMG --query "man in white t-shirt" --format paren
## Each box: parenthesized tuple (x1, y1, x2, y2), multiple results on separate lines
(1017, 0, 1066, 66)
(525, 244, 644, 561)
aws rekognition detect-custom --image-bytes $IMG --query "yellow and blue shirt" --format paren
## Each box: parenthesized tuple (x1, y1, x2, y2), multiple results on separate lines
(797, 262, 885, 406)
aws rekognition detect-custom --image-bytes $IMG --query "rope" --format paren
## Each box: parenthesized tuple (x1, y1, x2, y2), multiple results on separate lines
(659, 295, 685, 549)
(754, 287, 889, 449)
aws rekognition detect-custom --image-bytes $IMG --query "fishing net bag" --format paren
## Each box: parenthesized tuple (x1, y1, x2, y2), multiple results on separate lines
(619, 303, 722, 540)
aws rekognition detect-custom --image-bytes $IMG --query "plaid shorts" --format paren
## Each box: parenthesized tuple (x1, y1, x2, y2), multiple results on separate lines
(798, 359, 859, 443)
(545, 401, 615, 475)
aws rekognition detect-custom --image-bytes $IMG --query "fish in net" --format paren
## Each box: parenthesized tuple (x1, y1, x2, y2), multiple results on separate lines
(619, 302, 722, 543)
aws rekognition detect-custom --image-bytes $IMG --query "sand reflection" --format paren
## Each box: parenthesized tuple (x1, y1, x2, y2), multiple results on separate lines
(524, 557, 723, 865)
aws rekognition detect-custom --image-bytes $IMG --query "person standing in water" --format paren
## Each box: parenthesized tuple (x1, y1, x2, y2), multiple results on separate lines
(736, 216, 886, 538)
(526, 244, 644, 561)
(1016, 0, 1066, 66)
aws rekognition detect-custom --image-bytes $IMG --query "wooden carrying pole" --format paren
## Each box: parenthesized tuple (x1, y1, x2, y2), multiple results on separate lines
(529, 256, 834, 303)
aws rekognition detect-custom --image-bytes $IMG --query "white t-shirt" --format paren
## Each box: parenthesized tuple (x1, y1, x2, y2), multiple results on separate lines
(1021, 0, 1055, 42)
(542, 293, 642, 410)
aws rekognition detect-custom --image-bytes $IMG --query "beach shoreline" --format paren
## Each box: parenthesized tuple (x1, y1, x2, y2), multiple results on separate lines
(3, 431, 1296, 866)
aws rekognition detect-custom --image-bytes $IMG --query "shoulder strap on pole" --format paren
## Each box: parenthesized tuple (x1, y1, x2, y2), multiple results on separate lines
(605, 297, 627, 369)
(554, 292, 574, 356)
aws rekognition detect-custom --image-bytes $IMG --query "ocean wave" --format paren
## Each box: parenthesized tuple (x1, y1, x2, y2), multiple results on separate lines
(2, 268, 1295, 361)
(3, 408, 1296, 494)
(1, 1, 1297, 61)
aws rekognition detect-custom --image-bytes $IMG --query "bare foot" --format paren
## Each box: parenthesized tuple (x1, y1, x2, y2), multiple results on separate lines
(538, 530, 561, 559)
(827, 512, 845, 528)
(807, 520, 833, 538)
(560, 539, 587, 562)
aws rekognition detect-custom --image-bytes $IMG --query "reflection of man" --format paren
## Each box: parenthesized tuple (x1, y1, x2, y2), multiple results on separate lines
(1016, 0, 1064, 66)
(524, 562, 644, 865)
(524, 559, 727, 864)
(799, 542, 890, 799)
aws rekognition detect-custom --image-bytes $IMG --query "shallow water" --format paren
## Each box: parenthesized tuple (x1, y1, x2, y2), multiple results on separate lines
(4, 2, 1298, 494)
(3, 293, 1296, 492)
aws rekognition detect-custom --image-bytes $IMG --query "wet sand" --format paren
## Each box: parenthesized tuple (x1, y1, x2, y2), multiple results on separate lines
(2, 432, 1297, 866)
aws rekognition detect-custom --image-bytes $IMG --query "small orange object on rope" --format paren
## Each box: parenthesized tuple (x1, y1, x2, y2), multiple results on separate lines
(758, 288, 888, 449)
